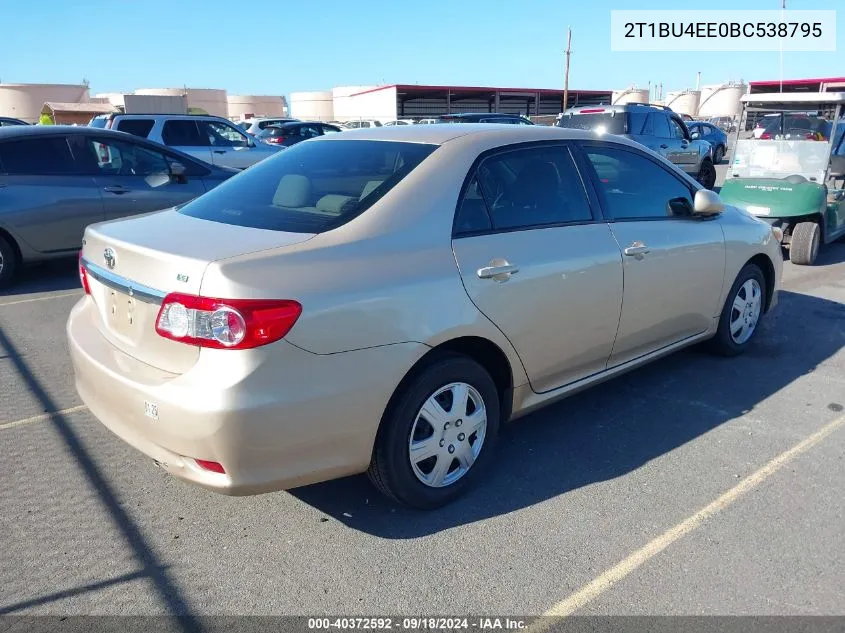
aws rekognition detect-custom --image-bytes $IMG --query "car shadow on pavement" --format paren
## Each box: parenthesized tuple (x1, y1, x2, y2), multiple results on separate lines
(292, 285, 845, 537)
(0, 257, 81, 297)
(0, 324, 202, 630)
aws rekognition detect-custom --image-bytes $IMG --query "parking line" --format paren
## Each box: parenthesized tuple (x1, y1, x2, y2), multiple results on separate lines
(0, 291, 81, 308)
(530, 413, 845, 625)
(0, 405, 89, 431)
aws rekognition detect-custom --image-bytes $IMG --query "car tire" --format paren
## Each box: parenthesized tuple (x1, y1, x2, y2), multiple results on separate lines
(789, 221, 820, 266)
(713, 145, 725, 164)
(697, 158, 717, 190)
(709, 263, 767, 357)
(0, 234, 18, 290)
(368, 353, 500, 509)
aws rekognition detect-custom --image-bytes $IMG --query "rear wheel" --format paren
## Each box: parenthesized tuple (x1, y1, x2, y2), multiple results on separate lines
(0, 234, 18, 290)
(368, 354, 500, 509)
(789, 221, 821, 266)
(713, 145, 725, 164)
(709, 263, 766, 357)
(697, 159, 717, 190)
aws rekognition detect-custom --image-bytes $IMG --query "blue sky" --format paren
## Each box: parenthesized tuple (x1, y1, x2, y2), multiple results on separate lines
(0, 0, 841, 96)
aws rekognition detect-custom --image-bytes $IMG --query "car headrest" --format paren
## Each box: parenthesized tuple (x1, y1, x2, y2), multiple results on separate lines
(316, 194, 356, 215)
(273, 174, 310, 207)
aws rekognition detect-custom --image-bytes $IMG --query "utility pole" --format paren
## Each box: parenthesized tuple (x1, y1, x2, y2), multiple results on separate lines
(562, 27, 572, 113)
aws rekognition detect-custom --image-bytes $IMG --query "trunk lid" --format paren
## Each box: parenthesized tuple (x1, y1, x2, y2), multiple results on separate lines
(82, 209, 315, 374)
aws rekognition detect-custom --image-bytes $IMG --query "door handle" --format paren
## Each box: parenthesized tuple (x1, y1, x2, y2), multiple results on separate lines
(477, 262, 519, 281)
(659, 144, 669, 149)
(213, 150, 227, 154)
(103, 186, 130, 194)
(623, 242, 650, 257)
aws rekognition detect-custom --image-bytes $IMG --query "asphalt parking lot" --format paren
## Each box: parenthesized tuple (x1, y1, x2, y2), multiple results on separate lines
(2, 158, 844, 619)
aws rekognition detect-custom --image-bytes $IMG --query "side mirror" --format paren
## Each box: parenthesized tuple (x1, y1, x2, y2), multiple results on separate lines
(170, 161, 188, 184)
(690, 131, 700, 140)
(693, 189, 724, 216)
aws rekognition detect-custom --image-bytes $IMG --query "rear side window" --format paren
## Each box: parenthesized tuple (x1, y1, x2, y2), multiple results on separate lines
(116, 119, 155, 138)
(0, 137, 76, 175)
(467, 145, 593, 231)
(650, 113, 671, 138)
(162, 120, 207, 146)
(557, 111, 627, 134)
(178, 140, 437, 233)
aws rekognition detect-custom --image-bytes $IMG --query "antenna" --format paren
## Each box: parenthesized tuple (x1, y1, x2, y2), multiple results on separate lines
(562, 26, 572, 112)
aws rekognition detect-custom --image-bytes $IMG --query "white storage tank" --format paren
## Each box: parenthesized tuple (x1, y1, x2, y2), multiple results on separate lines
(612, 88, 649, 105)
(135, 87, 228, 117)
(227, 95, 286, 119)
(698, 82, 747, 118)
(0, 82, 90, 123)
(93, 92, 126, 108)
(665, 90, 701, 117)
(290, 90, 334, 121)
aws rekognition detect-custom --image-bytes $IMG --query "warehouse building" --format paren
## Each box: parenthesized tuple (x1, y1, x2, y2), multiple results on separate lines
(749, 76, 845, 94)
(291, 84, 612, 123)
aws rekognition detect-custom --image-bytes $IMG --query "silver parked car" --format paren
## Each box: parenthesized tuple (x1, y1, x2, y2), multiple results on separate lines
(69, 124, 782, 509)
(0, 126, 236, 288)
(236, 117, 300, 136)
(90, 113, 281, 170)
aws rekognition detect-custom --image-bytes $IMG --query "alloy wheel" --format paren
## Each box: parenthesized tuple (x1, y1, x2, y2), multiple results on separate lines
(408, 382, 487, 488)
(729, 279, 762, 344)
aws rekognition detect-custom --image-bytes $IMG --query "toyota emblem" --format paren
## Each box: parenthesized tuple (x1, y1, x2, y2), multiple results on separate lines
(103, 248, 116, 270)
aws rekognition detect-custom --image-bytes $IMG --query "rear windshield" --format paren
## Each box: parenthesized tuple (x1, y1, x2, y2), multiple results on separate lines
(557, 111, 628, 134)
(89, 116, 109, 128)
(178, 139, 437, 233)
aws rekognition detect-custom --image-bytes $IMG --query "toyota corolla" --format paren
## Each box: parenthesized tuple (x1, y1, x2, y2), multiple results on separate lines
(68, 124, 782, 509)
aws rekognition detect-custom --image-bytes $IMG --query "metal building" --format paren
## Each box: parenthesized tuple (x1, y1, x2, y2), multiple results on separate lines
(134, 87, 228, 117)
(227, 95, 287, 119)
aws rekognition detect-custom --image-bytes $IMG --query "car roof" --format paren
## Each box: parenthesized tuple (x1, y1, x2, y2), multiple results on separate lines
(314, 122, 627, 147)
(0, 125, 148, 139)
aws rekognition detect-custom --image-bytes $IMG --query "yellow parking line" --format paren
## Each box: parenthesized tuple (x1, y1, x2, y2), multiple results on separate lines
(530, 413, 845, 626)
(0, 405, 89, 431)
(0, 291, 81, 308)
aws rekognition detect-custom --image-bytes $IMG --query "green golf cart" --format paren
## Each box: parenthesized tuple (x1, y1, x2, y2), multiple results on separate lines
(720, 92, 845, 265)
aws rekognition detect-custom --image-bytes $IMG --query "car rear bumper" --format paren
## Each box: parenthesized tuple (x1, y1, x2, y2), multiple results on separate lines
(67, 296, 427, 495)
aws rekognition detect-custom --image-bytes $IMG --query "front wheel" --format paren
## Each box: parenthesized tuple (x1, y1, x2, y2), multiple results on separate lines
(368, 354, 500, 509)
(713, 145, 725, 164)
(0, 234, 18, 290)
(696, 159, 717, 190)
(789, 221, 820, 266)
(709, 263, 767, 357)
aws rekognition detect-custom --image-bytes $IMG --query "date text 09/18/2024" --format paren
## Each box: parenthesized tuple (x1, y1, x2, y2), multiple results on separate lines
(307, 618, 527, 630)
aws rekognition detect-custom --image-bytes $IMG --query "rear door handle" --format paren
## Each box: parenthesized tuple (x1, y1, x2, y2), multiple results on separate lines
(213, 150, 227, 154)
(477, 262, 519, 281)
(103, 185, 130, 194)
(659, 144, 669, 149)
(623, 242, 650, 257)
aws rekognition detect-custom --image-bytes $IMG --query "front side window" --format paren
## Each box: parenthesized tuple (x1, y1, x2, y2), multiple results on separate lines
(162, 120, 207, 146)
(583, 145, 694, 220)
(669, 118, 687, 139)
(472, 145, 593, 231)
(202, 121, 250, 148)
(0, 137, 76, 175)
(85, 138, 170, 177)
(178, 140, 437, 233)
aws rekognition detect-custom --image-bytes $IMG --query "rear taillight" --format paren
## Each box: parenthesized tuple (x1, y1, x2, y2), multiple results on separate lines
(760, 132, 772, 139)
(79, 253, 91, 294)
(155, 293, 301, 350)
(580, 108, 605, 113)
(266, 136, 285, 144)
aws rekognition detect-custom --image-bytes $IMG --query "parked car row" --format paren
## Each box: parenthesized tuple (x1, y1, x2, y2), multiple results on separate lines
(0, 125, 236, 287)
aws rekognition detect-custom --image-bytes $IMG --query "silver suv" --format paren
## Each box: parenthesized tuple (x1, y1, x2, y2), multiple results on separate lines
(89, 114, 281, 170)
(557, 103, 717, 189)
